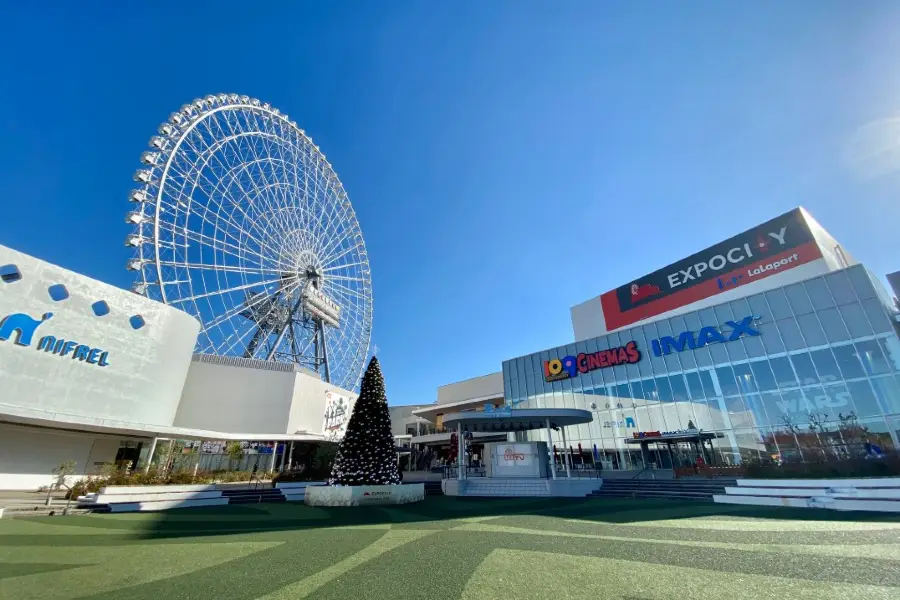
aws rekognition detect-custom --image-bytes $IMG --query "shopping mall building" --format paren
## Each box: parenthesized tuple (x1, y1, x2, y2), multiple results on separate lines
(410, 208, 900, 471)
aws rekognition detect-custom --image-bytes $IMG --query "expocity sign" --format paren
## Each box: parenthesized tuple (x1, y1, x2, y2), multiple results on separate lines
(599, 208, 823, 330)
(0, 311, 111, 367)
(543, 341, 641, 382)
(650, 315, 760, 357)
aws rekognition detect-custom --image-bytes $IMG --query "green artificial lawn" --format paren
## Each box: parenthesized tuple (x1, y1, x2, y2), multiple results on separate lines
(1, 497, 899, 599)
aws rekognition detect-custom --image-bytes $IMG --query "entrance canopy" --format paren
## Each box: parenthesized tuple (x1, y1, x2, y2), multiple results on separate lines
(442, 408, 592, 433)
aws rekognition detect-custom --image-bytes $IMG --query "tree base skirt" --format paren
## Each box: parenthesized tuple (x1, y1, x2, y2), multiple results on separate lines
(304, 483, 425, 506)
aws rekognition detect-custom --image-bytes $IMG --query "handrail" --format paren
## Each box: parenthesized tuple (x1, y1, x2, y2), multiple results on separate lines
(629, 466, 656, 481)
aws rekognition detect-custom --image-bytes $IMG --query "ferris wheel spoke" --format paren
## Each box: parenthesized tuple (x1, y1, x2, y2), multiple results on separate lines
(157, 260, 286, 277)
(176, 275, 287, 304)
(316, 221, 360, 266)
(174, 134, 292, 252)
(322, 261, 369, 273)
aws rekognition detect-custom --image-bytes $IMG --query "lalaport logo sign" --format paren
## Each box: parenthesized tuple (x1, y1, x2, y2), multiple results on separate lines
(599, 209, 823, 330)
(650, 315, 760, 357)
(543, 341, 641, 382)
(0, 311, 111, 367)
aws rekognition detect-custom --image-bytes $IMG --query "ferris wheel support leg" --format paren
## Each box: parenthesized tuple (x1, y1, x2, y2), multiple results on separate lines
(320, 322, 331, 384)
(265, 294, 305, 361)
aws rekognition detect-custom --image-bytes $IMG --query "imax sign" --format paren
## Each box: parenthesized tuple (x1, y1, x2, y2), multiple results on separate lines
(650, 315, 760, 357)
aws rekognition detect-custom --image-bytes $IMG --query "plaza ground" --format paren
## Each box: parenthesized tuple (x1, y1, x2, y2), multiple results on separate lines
(1, 497, 899, 599)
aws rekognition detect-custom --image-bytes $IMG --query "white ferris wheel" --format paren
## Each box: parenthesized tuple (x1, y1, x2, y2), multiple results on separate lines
(125, 93, 373, 391)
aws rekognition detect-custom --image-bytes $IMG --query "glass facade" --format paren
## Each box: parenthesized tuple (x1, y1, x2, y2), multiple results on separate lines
(503, 265, 900, 470)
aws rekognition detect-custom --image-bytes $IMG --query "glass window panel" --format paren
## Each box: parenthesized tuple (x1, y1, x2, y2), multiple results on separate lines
(832, 344, 866, 379)
(726, 336, 748, 360)
(649, 353, 667, 375)
(779, 389, 812, 427)
(730, 298, 752, 320)
(769, 356, 798, 388)
(791, 352, 819, 385)
(725, 396, 749, 424)
(872, 376, 900, 414)
(839, 303, 873, 338)
(715, 365, 739, 396)
(856, 340, 891, 376)
(777, 318, 807, 351)
(685, 371, 705, 399)
(626, 360, 642, 379)
(669, 375, 689, 402)
(705, 398, 728, 430)
(708, 342, 729, 363)
(663, 352, 682, 371)
(655, 376, 674, 402)
(804, 277, 833, 310)
(846, 380, 881, 417)
(879, 337, 900, 371)
(690, 399, 712, 428)
(742, 332, 765, 358)
(845, 267, 875, 301)
(758, 321, 785, 353)
(714, 303, 734, 324)
(747, 293, 770, 320)
(668, 315, 688, 334)
(676, 401, 696, 428)
(750, 360, 778, 391)
(858, 417, 897, 455)
(615, 383, 631, 402)
(693, 346, 713, 367)
(732, 363, 756, 394)
(810, 384, 849, 423)
(760, 392, 786, 427)
(785, 283, 813, 315)
(862, 297, 893, 333)
(797, 313, 827, 346)
(641, 378, 658, 402)
(655, 319, 673, 337)
(699, 307, 717, 327)
(740, 394, 767, 429)
(765, 289, 792, 320)
(677, 346, 697, 368)
(818, 307, 850, 342)
(826, 270, 859, 304)
(684, 311, 701, 331)
(810, 348, 842, 384)
(699, 369, 717, 398)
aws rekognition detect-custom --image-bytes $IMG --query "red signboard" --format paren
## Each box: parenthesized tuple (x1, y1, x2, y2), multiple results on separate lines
(600, 209, 821, 331)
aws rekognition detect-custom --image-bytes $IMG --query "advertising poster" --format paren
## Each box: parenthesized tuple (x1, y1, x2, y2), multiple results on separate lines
(323, 391, 352, 442)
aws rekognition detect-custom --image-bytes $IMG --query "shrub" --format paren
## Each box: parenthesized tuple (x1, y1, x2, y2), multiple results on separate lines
(743, 456, 900, 479)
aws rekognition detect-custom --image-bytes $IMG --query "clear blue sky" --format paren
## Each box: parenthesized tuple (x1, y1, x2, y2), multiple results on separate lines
(2, 2, 900, 406)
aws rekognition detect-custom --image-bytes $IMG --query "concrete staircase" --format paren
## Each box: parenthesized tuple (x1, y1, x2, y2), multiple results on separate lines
(592, 478, 736, 501)
(424, 481, 443, 496)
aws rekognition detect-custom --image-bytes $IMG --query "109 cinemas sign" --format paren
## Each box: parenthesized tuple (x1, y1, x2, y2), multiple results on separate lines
(543, 316, 759, 382)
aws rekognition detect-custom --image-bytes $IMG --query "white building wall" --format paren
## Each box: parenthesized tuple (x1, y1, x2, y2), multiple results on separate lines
(175, 360, 297, 434)
(437, 372, 504, 405)
(0, 423, 140, 490)
(0, 245, 200, 428)
(175, 358, 357, 437)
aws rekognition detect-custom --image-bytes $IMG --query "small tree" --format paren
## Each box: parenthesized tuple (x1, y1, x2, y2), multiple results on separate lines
(225, 441, 244, 471)
(329, 356, 401, 486)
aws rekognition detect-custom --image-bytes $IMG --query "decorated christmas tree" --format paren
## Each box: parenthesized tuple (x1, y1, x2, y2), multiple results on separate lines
(328, 356, 401, 486)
